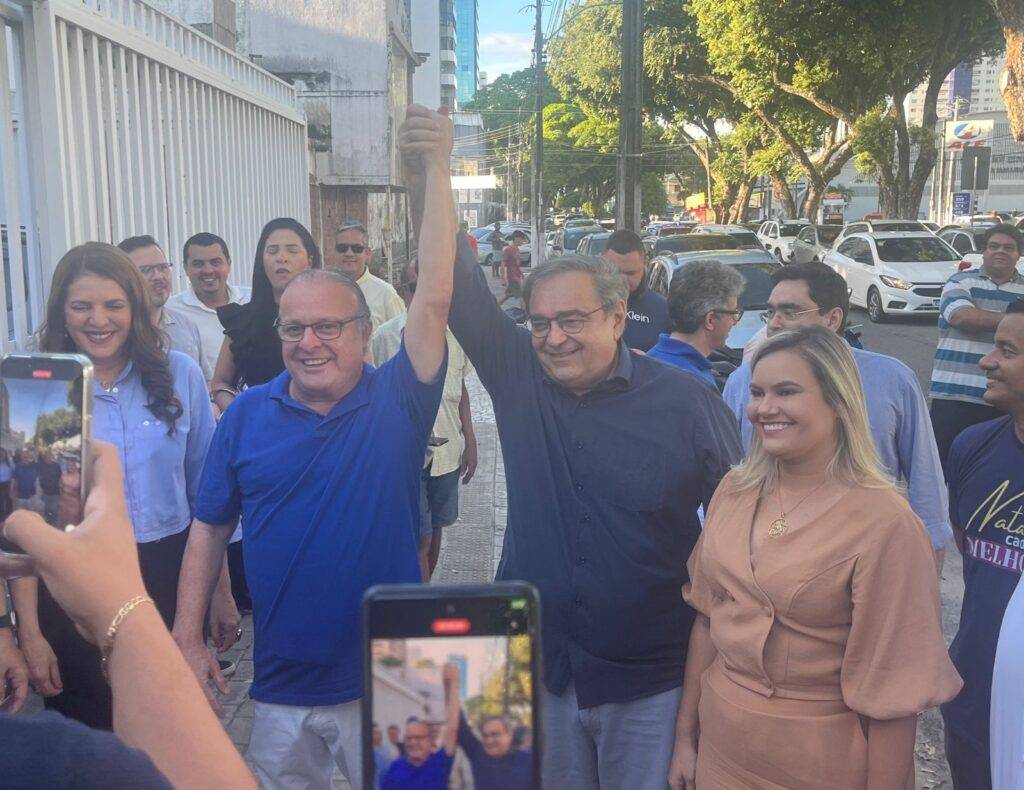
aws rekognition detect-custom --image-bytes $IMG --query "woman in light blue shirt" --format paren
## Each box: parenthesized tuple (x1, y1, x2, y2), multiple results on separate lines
(10, 242, 227, 731)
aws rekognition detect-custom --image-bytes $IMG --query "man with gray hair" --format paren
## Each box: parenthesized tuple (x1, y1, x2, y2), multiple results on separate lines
(415, 186, 742, 786)
(647, 260, 745, 389)
(331, 219, 406, 330)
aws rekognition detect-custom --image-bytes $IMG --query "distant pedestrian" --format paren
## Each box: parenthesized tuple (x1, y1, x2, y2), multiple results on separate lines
(331, 220, 405, 330)
(437, 218, 742, 786)
(10, 450, 37, 511)
(648, 259, 744, 389)
(371, 258, 477, 581)
(388, 724, 405, 758)
(501, 230, 526, 289)
(942, 300, 1024, 789)
(373, 723, 394, 790)
(36, 450, 62, 527)
(118, 235, 212, 381)
(670, 326, 961, 789)
(488, 222, 505, 278)
(461, 222, 478, 255)
(167, 232, 251, 380)
(209, 217, 320, 413)
(601, 229, 668, 351)
(723, 262, 953, 560)
(929, 223, 1024, 470)
(173, 106, 455, 789)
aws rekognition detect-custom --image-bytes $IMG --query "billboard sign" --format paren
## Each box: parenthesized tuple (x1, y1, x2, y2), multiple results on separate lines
(951, 191, 972, 216)
(946, 119, 994, 150)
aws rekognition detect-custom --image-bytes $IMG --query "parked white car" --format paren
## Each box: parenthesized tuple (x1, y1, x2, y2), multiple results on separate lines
(756, 219, 811, 260)
(939, 225, 1024, 270)
(822, 232, 960, 323)
(833, 219, 930, 245)
(472, 227, 532, 267)
(789, 224, 843, 264)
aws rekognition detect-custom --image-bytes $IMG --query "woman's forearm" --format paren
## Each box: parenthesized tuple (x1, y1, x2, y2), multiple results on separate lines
(210, 340, 239, 411)
(676, 614, 716, 743)
(866, 714, 917, 789)
(9, 577, 42, 636)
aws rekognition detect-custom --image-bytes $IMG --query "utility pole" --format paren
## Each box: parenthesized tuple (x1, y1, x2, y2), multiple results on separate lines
(532, 0, 546, 266)
(506, 127, 513, 220)
(616, 0, 643, 232)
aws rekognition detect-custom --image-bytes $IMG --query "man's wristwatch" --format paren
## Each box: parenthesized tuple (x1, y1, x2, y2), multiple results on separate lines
(0, 612, 13, 629)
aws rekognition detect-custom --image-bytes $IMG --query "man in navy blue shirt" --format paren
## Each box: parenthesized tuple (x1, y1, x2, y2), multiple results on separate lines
(942, 300, 1024, 789)
(648, 259, 744, 389)
(172, 105, 456, 789)
(601, 229, 668, 351)
(422, 205, 742, 783)
(457, 713, 533, 790)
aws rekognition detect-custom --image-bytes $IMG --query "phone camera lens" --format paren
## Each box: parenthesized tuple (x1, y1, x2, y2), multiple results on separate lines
(445, 603, 456, 615)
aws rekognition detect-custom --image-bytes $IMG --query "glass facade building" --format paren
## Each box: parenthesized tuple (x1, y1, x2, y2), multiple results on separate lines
(455, 0, 478, 105)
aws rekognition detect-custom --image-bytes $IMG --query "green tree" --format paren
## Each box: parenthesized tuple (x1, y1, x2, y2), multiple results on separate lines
(990, 1, 1024, 141)
(33, 408, 80, 448)
(690, 0, 1002, 218)
(464, 637, 533, 728)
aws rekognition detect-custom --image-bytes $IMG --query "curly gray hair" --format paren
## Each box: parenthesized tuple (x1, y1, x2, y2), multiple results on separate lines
(667, 260, 745, 334)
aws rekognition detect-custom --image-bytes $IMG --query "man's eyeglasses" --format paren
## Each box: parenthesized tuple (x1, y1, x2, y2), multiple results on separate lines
(759, 307, 820, 324)
(711, 308, 744, 321)
(528, 305, 607, 338)
(139, 263, 173, 276)
(335, 243, 367, 254)
(274, 315, 369, 342)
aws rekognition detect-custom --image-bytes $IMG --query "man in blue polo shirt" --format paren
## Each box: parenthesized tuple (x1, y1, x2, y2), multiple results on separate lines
(172, 104, 456, 789)
(647, 259, 744, 389)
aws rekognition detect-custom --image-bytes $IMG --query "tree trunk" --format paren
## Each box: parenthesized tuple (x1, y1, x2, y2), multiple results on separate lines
(994, 1, 1024, 141)
(730, 178, 755, 222)
(770, 172, 797, 218)
(800, 183, 822, 221)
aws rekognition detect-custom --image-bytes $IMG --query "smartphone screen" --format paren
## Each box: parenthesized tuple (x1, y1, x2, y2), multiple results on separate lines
(363, 583, 541, 790)
(0, 354, 91, 558)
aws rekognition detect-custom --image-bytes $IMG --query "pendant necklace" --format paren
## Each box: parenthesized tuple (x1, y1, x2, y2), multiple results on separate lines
(767, 475, 830, 538)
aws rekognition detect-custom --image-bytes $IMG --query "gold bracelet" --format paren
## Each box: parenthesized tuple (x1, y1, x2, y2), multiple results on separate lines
(100, 595, 153, 683)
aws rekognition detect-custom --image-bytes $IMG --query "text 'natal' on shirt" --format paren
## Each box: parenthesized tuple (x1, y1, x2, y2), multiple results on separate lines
(446, 234, 742, 709)
(930, 268, 1024, 405)
(942, 415, 1024, 753)
(193, 340, 444, 707)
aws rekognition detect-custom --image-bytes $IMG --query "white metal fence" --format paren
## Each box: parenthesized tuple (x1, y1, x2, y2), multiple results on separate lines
(0, 0, 309, 352)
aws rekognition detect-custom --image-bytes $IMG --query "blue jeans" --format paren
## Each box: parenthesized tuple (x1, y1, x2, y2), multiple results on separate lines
(541, 683, 682, 789)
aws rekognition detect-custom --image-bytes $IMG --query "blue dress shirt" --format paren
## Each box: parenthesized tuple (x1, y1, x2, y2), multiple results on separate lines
(647, 334, 717, 389)
(722, 346, 953, 548)
(448, 235, 742, 709)
(92, 351, 215, 543)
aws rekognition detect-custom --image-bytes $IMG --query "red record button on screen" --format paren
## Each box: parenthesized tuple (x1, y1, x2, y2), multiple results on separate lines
(32, 369, 53, 379)
(431, 618, 471, 635)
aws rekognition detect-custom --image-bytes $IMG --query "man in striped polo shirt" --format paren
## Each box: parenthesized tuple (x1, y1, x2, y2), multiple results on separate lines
(930, 223, 1024, 470)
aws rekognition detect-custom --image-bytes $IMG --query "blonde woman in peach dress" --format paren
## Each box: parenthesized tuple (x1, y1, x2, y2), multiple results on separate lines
(668, 325, 962, 790)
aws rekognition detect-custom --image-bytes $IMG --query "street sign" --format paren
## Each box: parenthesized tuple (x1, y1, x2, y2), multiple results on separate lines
(945, 119, 993, 150)
(961, 147, 991, 190)
(951, 191, 972, 216)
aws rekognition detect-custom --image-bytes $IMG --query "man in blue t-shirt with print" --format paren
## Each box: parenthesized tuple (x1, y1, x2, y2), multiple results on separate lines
(941, 299, 1024, 789)
(382, 664, 460, 789)
(171, 105, 457, 790)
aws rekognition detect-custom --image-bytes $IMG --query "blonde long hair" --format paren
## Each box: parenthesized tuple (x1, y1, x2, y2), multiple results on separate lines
(731, 326, 894, 492)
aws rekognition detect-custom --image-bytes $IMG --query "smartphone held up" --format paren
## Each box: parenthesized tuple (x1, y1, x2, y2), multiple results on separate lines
(363, 583, 541, 790)
(0, 353, 92, 577)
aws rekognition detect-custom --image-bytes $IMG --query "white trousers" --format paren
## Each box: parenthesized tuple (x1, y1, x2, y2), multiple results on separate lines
(250, 699, 362, 790)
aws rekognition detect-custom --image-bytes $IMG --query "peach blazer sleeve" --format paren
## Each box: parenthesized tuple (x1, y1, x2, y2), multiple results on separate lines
(840, 509, 963, 719)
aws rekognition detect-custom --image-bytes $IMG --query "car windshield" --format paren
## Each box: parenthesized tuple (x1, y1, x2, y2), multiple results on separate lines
(565, 227, 600, 246)
(727, 231, 761, 249)
(471, 227, 494, 239)
(780, 223, 807, 236)
(586, 236, 610, 254)
(873, 221, 925, 232)
(875, 238, 958, 262)
(657, 235, 739, 254)
(818, 226, 842, 244)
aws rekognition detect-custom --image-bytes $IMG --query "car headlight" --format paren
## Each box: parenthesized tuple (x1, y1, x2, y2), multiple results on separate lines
(879, 275, 913, 290)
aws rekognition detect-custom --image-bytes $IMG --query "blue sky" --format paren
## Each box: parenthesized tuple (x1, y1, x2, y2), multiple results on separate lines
(478, 1, 535, 81)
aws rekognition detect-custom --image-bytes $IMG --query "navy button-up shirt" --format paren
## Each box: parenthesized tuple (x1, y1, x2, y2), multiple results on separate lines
(448, 237, 742, 708)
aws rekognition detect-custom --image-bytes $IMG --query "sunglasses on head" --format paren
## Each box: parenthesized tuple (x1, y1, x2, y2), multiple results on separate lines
(335, 243, 366, 254)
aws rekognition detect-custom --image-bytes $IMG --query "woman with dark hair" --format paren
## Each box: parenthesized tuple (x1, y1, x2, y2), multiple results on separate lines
(9, 242, 227, 731)
(210, 218, 320, 411)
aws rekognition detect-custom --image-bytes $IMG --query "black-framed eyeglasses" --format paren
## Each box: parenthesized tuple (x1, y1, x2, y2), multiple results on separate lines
(711, 308, 744, 321)
(274, 315, 369, 342)
(527, 305, 607, 338)
(759, 307, 820, 324)
(335, 243, 367, 254)
(139, 262, 173, 276)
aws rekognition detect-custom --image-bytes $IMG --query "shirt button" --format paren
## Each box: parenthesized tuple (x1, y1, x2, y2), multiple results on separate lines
(143, 420, 150, 426)
(111, 387, 118, 393)
(575, 482, 584, 491)
(574, 441, 583, 450)
(581, 514, 590, 523)
(576, 556, 585, 566)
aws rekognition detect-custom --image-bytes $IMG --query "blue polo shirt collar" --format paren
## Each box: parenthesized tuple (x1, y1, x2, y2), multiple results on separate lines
(653, 335, 712, 373)
(267, 365, 372, 422)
